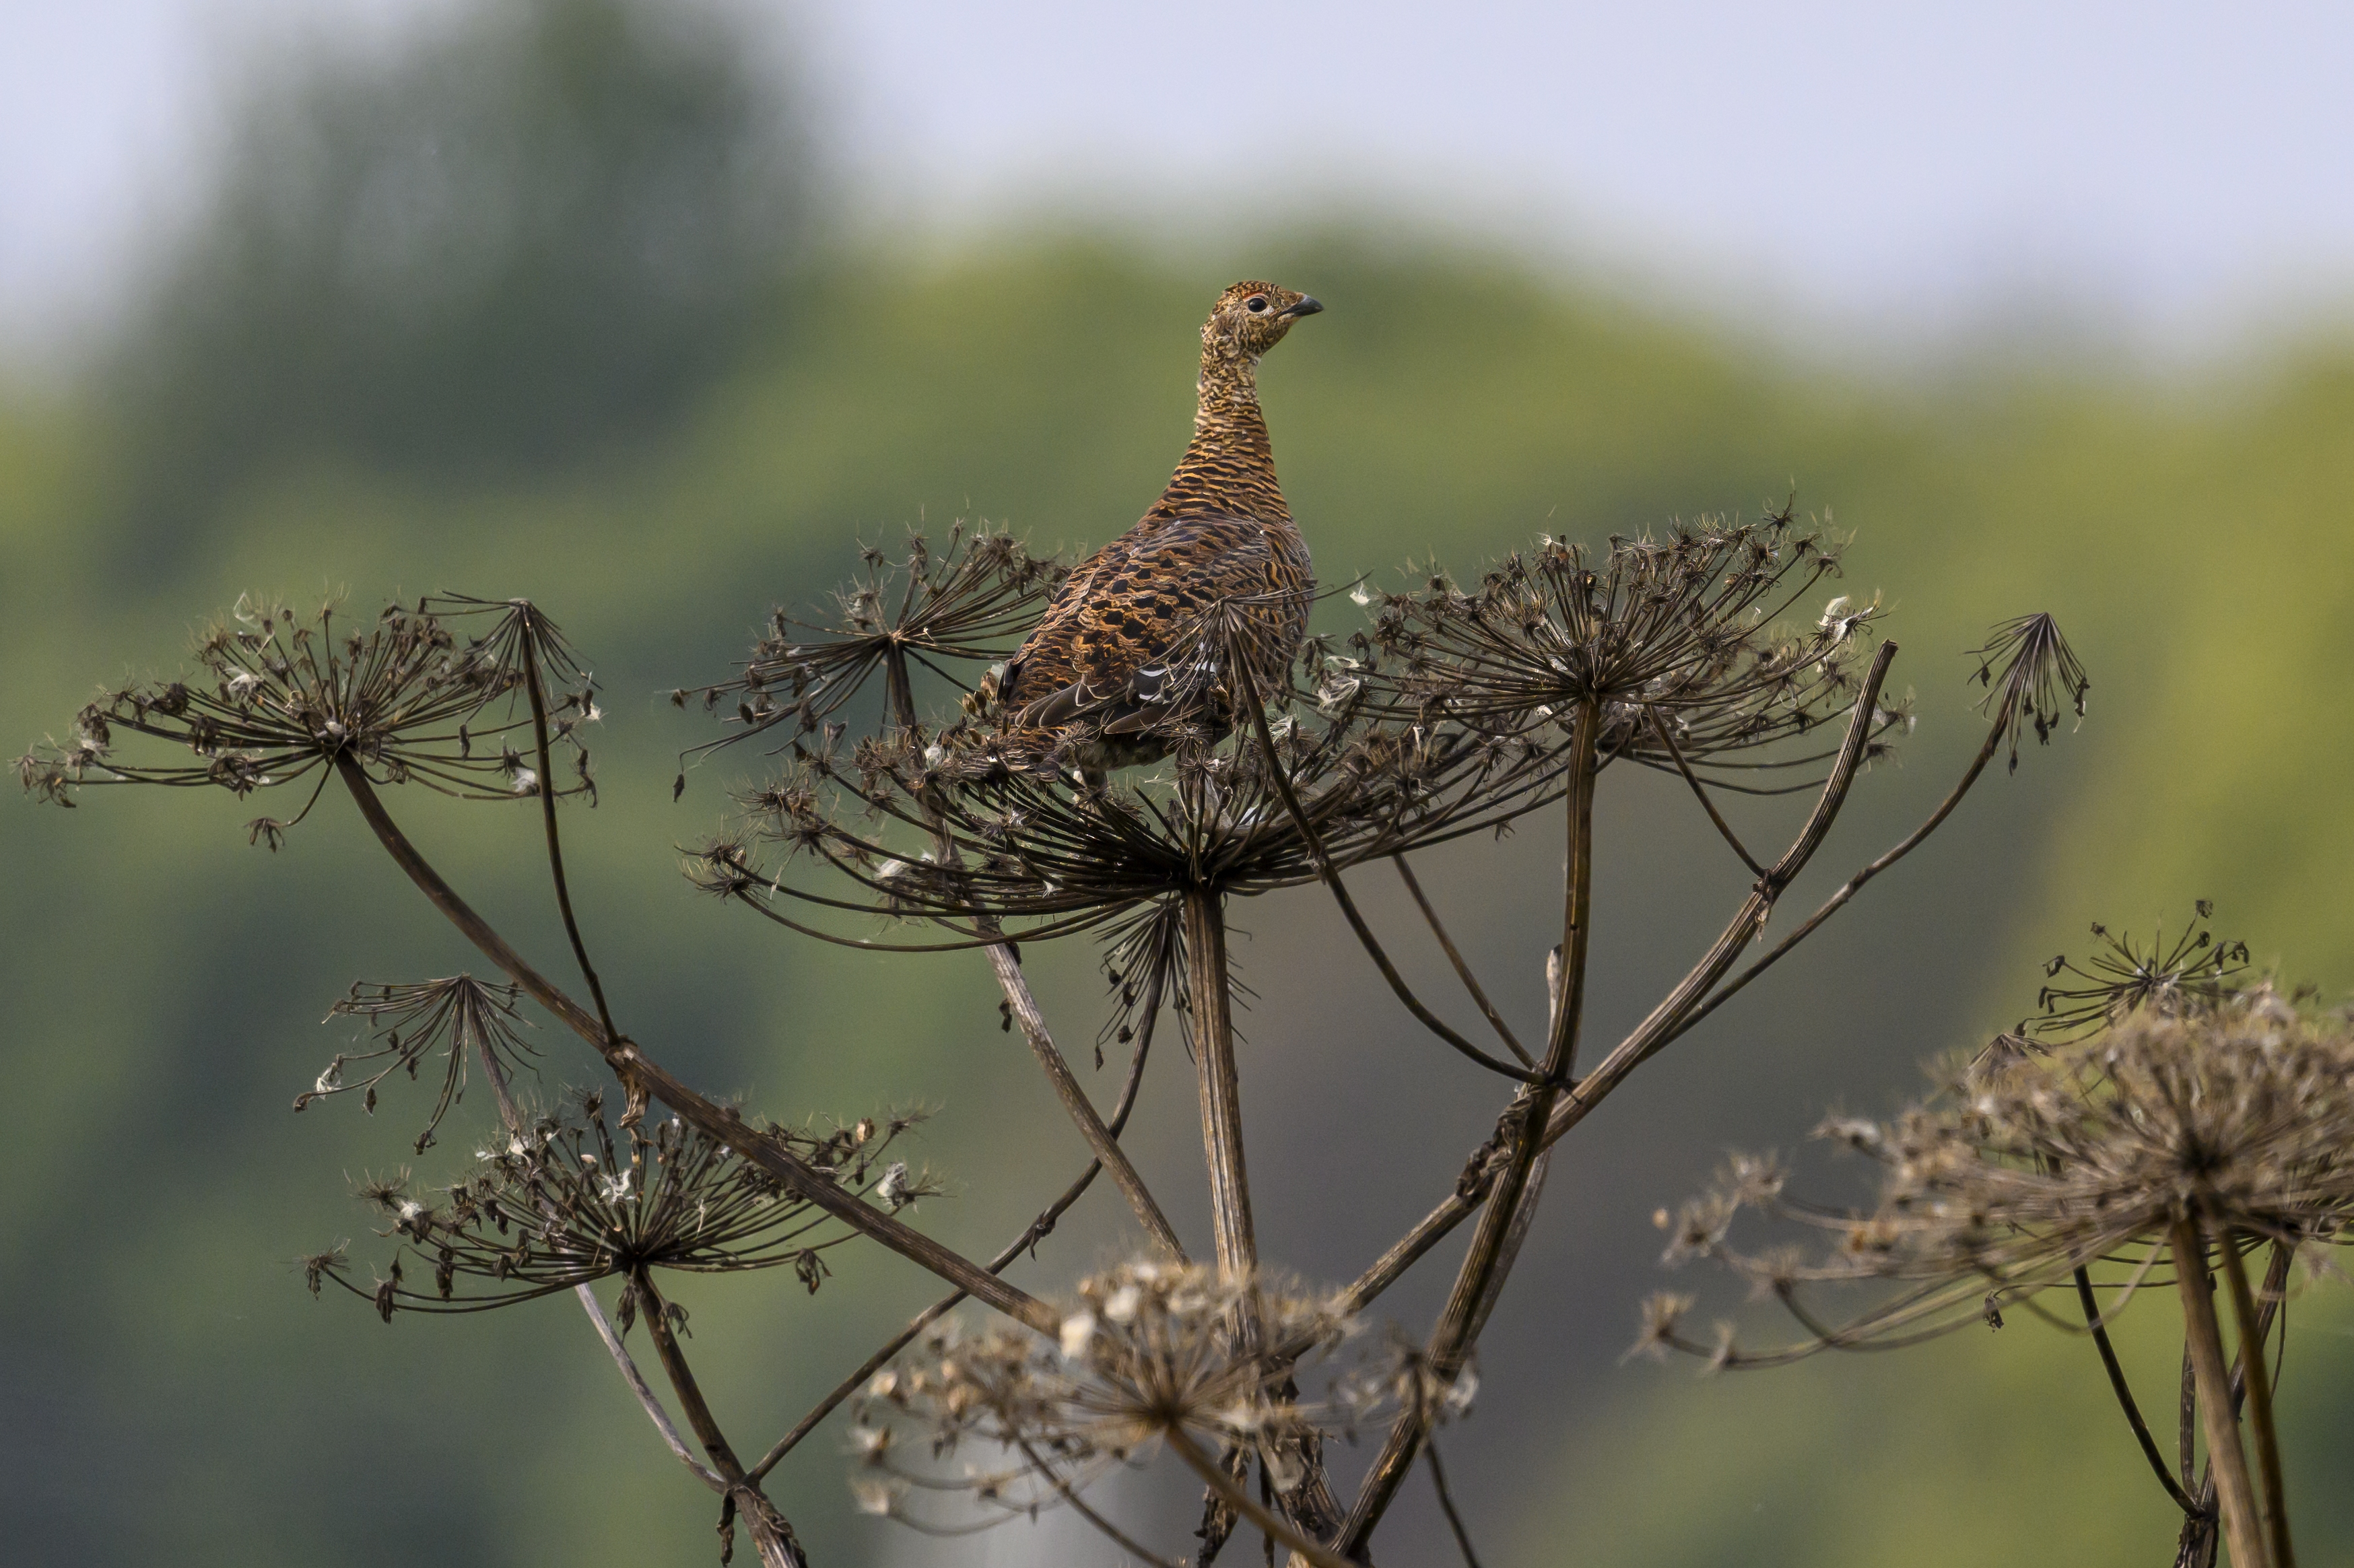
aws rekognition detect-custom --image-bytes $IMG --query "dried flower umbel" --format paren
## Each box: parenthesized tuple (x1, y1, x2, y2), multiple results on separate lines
(849, 1260, 1356, 1564)
(1364, 511, 1893, 788)
(310, 1095, 933, 1320)
(2026, 901, 2250, 1043)
(697, 701, 1565, 951)
(1970, 609, 2091, 772)
(14, 593, 597, 844)
(1644, 945, 2343, 1568)
(300, 974, 539, 1153)
(672, 526, 1065, 780)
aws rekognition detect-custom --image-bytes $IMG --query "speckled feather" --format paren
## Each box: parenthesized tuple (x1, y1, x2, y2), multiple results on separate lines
(996, 280, 1322, 767)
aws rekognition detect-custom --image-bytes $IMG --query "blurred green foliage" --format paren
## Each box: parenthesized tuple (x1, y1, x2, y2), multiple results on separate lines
(6, 7, 2354, 1561)
(106, 0, 803, 541)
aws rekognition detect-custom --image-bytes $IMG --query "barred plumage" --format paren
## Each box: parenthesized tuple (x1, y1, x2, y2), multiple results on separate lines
(993, 280, 1322, 769)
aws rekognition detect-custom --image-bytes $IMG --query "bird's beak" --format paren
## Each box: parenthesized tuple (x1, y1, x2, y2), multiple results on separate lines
(1278, 296, 1324, 320)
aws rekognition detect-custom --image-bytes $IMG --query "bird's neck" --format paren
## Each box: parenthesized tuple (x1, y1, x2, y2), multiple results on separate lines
(1150, 345, 1288, 523)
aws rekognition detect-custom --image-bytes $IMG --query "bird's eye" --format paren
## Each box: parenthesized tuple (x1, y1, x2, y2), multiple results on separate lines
(1246, 296, 1269, 312)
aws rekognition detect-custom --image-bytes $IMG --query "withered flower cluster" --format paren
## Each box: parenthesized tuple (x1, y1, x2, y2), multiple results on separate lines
(1970, 609, 2091, 772)
(309, 1093, 934, 1322)
(1638, 953, 2351, 1368)
(1362, 510, 1893, 787)
(2025, 901, 2250, 1043)
(848, 1260, 1354, 1539)
(688, 515, 1893, 1049)
(298, 974, 539, 1153)
(697, 694, 1566, 945)
(15, 593, 598, 844)
(671, 526, 1065, 770)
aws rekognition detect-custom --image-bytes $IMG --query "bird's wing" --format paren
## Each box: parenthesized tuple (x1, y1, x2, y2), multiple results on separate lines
(1007, 515, 1295, 736)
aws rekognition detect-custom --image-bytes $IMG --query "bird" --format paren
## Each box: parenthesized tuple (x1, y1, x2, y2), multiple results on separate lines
(987, 279, 1324, 772)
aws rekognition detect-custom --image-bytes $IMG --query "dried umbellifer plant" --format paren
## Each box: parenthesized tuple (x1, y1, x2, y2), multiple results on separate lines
(1642, 908, 2334, 1568)
(21, 504, 2092, 1567)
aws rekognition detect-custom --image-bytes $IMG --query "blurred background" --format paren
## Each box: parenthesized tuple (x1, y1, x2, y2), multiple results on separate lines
(5, 2, 2353, 1563)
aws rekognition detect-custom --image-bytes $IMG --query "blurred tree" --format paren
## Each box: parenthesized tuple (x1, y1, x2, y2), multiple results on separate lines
(111, 0, 807, 523)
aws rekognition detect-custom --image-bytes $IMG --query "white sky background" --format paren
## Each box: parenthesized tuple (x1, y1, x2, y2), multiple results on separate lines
(5, 0, 2353, 368)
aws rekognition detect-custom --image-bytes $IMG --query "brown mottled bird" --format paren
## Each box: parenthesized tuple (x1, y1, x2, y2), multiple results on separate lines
(989, 279, 1323, 770)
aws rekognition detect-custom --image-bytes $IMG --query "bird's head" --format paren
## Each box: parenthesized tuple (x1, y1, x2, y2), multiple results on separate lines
(1204, 279, 1323, 361)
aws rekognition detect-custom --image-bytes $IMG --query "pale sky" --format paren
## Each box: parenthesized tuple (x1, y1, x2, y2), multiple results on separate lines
(5, 0, 2352, 365)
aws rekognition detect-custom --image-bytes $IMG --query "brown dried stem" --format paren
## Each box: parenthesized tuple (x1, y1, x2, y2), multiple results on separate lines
(1228, 646, 1541, 1087)
(984, 939, 1184, 1258)
(1339, 695, 1603, 1552)
(1319, 644, 1899, 1330)
(2173, 1221, 2267, 1568)
(477, 1038, 722, 1492)
(2221, 1235, 2295, 1567)
(518, 615, 620, 1053)
(1013, 1436, 1186, 1568)
(634, 1268, 807, 1568)
(1166, 1426, 1358, 1568)
(1391, 855, 1531, 1066)
(1184, 889, 1257, 1299)
(1646, 704, 1767, 879)
(2075, 1266, 2198, 1515)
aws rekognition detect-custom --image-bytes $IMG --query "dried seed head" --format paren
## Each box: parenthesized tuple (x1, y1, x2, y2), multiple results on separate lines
(1968, 611, 2089, 772)
(301, 975, 537, 1153)
(1641, 957, 2354, 1367)
(17, 593, 599, 827)
(306, 1094, 927, 1318)
(848, 1260, 1355, 1538)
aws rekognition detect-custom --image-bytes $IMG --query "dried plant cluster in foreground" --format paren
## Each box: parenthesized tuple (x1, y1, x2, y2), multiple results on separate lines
(1646, 910, 2340, 1568)
(23, 509, 2119, 1567)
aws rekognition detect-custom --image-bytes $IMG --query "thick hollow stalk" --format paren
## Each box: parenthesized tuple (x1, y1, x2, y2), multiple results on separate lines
(2173, 1221, 2267, 1568)
(1178, 881, 1347, 1546)
(1182, 887, 1257, 1297)
(331, 754, 1058, 1334)
(2221, 1235, 2295, 1567)
(1339, 697, 1603, 1554)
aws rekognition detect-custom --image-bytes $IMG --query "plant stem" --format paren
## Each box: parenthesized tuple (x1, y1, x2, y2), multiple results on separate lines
(1012, 1437, 1186, 1568)
(1182, 887, 1256, 1299)
(2221, 1235, 2295, 1567)
(634, 1270, 805, 1568)
(2075, 1264, 2199, 1513)
(1391, 855, 1530, 1065)
(1232, 646, 1538, 1085)
(1339, 696, 1603, 1554)
(1425, 1435, 1486, 1568)
(478, 1040, 721, 1492)
(332, 753, 1058, 1334)
(984, 939, 1184, 1258)
(2173, 1219, 2268, 1568)
(1178, 877, 1347, 1548)
(1166, 1427, 1359, 1568)
(1305, 645, 1899, 1334)
(518, 619, 619, 1052)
